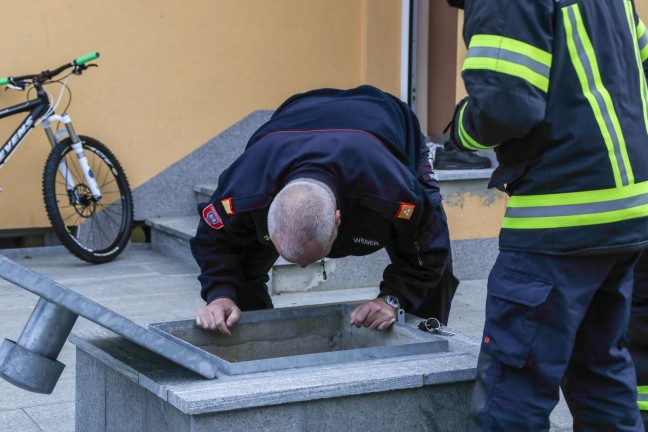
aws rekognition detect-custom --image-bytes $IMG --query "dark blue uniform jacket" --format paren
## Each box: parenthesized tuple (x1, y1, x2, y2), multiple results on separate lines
(190, 85, 451, 311)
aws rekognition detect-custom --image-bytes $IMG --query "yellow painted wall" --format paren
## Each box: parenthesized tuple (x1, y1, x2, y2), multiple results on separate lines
(639, 0, 648, 19)
(444, 190, 507, 241)
(0, 0, 401, 230)
(455, 10, 467, 102)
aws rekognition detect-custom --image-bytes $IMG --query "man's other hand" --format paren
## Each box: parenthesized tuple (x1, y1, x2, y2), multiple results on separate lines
(196, 298, 241, 336)
(349, 298, 397, 331)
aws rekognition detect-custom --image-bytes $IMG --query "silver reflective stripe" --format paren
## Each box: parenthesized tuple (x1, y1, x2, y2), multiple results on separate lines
(638, 386, 648, 410)
(639, 19, 648, 61)
(640, 30, 648, 54)
(639, 392, 648, 410)
(505, 192, 648, 219)
(567, 6, 629, 186)
(466, 46, 551, 80)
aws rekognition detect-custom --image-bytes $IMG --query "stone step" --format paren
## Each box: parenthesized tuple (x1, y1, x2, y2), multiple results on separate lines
(194, 183, 215, 203)
(145, 216, 200, 270)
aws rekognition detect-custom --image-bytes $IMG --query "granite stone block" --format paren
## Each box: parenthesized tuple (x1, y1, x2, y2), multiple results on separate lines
(75, 350, 105, 432)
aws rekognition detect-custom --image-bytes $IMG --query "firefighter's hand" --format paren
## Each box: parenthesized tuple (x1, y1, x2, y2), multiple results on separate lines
(196, 298, 241, 336)
(349, 298, 396, 331)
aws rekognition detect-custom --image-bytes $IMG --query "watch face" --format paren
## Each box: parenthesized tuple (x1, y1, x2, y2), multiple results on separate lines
(383, 295, 400, 309)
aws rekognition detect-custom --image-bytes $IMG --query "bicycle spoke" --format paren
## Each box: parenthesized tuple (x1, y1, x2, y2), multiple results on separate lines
(94, 219, 113, 248)
(62, 211, 81, 227)
(92, 204, 120, 225)
(92, 157, 105, 185)
(66, 155, 83, 184)
(98, 177, 117, 190)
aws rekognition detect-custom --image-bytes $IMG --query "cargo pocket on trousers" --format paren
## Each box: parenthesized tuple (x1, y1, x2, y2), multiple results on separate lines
(482, 267, 554, 368)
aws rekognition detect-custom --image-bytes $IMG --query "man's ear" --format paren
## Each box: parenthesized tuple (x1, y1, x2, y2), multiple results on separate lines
(335, 210, 342, 227)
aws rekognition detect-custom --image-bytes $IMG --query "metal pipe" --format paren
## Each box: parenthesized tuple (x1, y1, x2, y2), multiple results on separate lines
(0, 299, 78, 394)
(18, 298, 78, 358)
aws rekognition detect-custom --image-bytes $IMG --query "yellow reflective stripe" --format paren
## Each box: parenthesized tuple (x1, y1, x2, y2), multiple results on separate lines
(503, 182, 648, 229)
(463, 58, 549, 93)
(469, 34, 552, 66)
(508, 181, 648, 208)
(576, 6, 633, 185)
(563, 5, 632, 187)
(563, 6, 621, 186)
(502, 203, 648, 229)
(574, 6, 634, 185)
(625, 0, 648, 137)
(457, 102, 495, 151)
(639, 401, 648, 411)
(463, 34, 551, 93)
(638, 20, 648, 62)
(638, 386, 648, 395)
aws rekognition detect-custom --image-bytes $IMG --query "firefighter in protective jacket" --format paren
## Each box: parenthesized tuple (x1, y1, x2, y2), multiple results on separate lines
(447, 0, 648, 430)
(630, 14, 648, 432)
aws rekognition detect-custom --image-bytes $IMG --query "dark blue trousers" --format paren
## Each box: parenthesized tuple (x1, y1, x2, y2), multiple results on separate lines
(631, 251, 648, 431)
(467, 251, 643, 432)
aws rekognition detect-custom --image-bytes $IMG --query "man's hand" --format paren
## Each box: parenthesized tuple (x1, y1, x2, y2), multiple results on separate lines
(349, 298, 397, 331)
(195, 298, 241, 336)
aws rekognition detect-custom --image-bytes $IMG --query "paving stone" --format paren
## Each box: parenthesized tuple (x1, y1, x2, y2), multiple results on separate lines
(0, 409, 41, 432)
(24, 402, 75, 432)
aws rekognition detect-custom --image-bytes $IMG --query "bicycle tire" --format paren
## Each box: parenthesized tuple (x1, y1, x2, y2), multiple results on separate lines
(42, 135, 134, 263)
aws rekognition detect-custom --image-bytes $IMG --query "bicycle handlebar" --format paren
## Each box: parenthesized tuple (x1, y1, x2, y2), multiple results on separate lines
(0, 51, 100, 88)
(74, 52, 100, 66)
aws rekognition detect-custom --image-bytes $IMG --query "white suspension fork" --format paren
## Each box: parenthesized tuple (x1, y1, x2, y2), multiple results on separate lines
(41, 114, 102, 201)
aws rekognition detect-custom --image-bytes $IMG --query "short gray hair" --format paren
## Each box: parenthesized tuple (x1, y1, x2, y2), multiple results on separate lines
(268, 179, 337, 261)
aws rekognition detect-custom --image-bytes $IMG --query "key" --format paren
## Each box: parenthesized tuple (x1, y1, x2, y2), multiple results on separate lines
(418, 317, 455, 336)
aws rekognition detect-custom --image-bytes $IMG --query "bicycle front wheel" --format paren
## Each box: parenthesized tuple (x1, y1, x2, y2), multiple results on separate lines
(43, 135, 134, 263)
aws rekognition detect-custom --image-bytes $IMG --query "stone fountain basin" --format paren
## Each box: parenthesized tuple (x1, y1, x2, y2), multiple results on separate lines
(149, 303, 448, 375)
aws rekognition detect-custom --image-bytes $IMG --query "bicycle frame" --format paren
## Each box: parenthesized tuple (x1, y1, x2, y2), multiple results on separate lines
(0, 87, 102, 201)
(0, 95, 50, 168)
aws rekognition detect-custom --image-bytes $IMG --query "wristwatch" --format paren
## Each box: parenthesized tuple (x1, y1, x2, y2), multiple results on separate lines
(381, 295, 401, 310)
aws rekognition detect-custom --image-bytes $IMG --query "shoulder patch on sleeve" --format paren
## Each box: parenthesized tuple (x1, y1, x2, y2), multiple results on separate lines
(396, 202, 416, 220)
(202, 203, 223, 230)
(359, 194, 417, 221)
(221, 197, 235, 215)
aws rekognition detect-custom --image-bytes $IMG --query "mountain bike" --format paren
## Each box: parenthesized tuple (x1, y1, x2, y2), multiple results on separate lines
(0, 52, 133, 264)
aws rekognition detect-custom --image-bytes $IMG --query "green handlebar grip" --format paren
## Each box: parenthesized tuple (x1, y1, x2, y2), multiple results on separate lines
(0, 77, 8, 86)
(74, 52, 100, 66)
